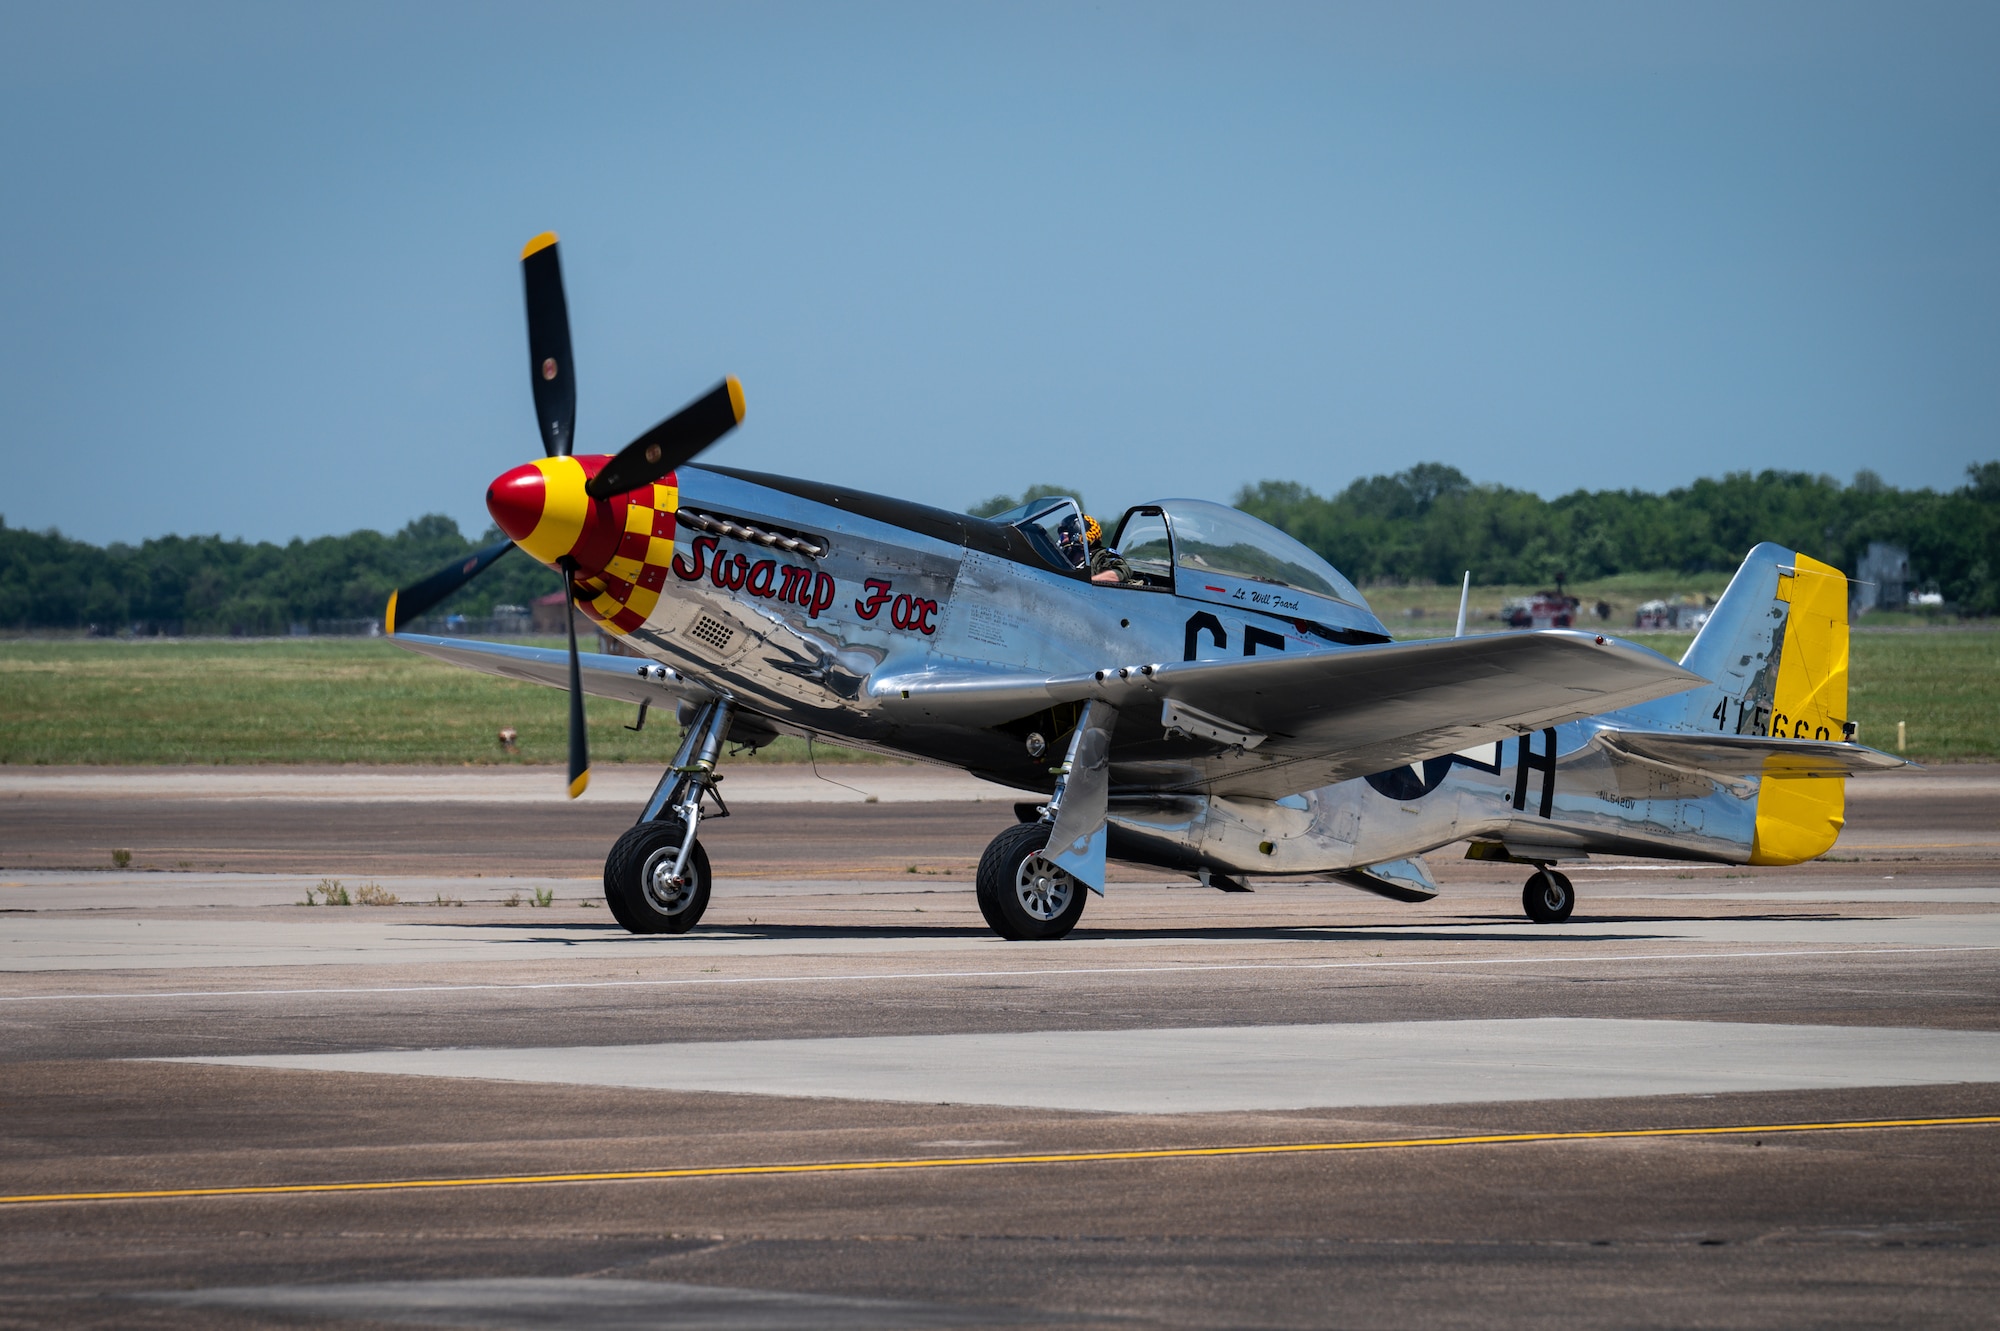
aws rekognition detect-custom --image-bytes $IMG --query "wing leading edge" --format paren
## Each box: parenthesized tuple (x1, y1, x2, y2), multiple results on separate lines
(387, 633, 717, 710)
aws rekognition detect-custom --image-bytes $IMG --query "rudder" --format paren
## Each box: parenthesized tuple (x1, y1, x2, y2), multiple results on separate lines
(1746, 550, 1850, 863)
(1666, 542, 1851, 743)
(1621, 542, 1852, 864)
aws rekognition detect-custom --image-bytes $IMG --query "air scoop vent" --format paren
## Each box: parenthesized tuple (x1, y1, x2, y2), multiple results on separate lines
(689, 615, 737, 651)
(677, 509, 827, 559)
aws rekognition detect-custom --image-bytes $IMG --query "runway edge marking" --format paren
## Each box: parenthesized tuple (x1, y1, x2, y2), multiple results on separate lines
(6, 1115, 1997, 1208)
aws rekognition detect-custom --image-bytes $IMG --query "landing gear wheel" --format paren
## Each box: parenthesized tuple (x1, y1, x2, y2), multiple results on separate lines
(1523, 868, 1575, 924)
(975, 822, 1089, 941)
(603, 819, 712, 935)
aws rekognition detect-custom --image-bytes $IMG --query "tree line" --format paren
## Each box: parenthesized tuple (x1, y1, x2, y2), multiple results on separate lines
(967, 463, 1999, 613)
(0, 516, 561, 635)
(1232, 462, 2000, 613)
(3, 462, 1994, 632)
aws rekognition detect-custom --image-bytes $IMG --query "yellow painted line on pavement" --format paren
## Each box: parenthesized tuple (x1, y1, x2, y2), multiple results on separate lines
(4, 1115, 1996, 1208)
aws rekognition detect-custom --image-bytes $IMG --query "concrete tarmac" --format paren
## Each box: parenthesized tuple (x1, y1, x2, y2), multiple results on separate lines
(2, 766, 1998, 1327)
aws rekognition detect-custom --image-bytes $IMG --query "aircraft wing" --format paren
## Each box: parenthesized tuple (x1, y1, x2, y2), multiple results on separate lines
(387, 633, 717, 710)
(876, 630, 1704, 800)
(1598, 731, 1910, 778)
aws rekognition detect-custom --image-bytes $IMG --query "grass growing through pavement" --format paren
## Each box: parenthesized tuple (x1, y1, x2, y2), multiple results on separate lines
(302, 879, 351, 906)
(1, 628, 1993, 765)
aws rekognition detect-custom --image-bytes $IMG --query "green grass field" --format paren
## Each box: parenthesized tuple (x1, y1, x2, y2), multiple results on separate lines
(0, 639, 882, 766)
(1574, 630, 1998, 762)
(1844, 630, 2000, 763)
(1, 628, 1993, 765)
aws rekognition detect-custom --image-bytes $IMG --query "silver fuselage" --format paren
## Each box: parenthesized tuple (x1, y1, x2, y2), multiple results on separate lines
(626, 466, 1744, 879)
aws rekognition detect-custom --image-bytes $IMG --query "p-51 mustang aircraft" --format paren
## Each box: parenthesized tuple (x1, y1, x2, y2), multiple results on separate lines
(386, 233, 1906, 940)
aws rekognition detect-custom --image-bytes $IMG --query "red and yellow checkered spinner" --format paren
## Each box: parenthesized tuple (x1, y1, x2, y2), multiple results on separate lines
(486, 458, 679, 637)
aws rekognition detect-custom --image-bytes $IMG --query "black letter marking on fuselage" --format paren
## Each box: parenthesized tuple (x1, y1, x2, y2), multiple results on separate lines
(1244, 626, 1286, 657)
(1511, 727, 1558, 818)
(1184, 612, 1227, 661)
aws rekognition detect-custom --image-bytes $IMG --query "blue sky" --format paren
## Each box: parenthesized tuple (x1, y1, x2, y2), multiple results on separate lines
(3, 2, 1996, 544)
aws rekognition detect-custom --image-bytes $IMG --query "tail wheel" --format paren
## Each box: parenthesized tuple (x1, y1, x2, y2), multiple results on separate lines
(975, 822, 1089, 941)
(1523, 868, 1575, 924)
(604, 819, 712, 935)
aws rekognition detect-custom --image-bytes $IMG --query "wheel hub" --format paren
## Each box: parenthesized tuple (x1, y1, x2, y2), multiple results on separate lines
(1015, 854, 1075, 921)
(641, 847, 696, 914)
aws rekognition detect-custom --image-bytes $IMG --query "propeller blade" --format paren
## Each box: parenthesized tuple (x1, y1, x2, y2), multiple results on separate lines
(585, 377, 744, 500)
(563, 567, 590, 799)
(521, 232, 577, 458)
(384, 538, 515, 636)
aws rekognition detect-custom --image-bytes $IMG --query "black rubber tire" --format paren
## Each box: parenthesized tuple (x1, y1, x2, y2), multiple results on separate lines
(599, 827, 644, 933)
(1523, 867, 1575, 924)
(975, 822, 1088, 941)
(603, 819, 712, 935)
(971, 861, 1013, 936)
(602, 872, 640, 933)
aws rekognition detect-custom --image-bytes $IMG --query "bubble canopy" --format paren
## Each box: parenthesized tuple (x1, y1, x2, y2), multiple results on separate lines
(1145, 499, 1366, 607)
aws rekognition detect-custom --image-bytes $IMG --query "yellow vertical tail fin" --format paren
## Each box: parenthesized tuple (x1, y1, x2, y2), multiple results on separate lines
(1749, 552, 1851, 864)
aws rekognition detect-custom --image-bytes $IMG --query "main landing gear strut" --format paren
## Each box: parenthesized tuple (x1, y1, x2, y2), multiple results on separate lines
(603, 699, 735, 934)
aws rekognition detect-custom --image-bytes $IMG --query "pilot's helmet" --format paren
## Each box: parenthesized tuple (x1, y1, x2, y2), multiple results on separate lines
(1055, 512, 1088, 568)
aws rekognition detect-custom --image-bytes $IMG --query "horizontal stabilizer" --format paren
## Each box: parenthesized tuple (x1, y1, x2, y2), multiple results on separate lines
(1600, 730, 1908, 779)
(387, 633, 716, 710)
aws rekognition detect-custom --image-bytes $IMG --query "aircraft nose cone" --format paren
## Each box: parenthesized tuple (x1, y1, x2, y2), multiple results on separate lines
(486, 456, 593, 566)
(485, 463, 546, 545)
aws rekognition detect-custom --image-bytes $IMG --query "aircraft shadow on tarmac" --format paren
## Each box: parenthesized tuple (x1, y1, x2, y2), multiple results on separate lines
(1454, 911, 1853, 926)
(428, 919, 1716, 945)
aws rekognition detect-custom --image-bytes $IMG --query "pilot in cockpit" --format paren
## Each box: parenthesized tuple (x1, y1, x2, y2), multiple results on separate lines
(1053, 510, 1090, 571)
(1084, 515, 1131, 585)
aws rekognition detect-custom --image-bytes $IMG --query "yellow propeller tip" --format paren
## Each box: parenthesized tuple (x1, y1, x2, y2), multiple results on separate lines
(383, 590, 398, 637)
(726, 375, 745, 424)
(567, 770, 590, 800)
(521, 231, 559, 260)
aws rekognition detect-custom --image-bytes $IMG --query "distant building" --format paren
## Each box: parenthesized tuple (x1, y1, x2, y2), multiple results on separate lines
(1634, 598, 1712, 631)
(1501, 591, 1578, 629)
(531, 590, 642, 655)
(531, 591, 584, 636)
(1855, 542, 1911, 613)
